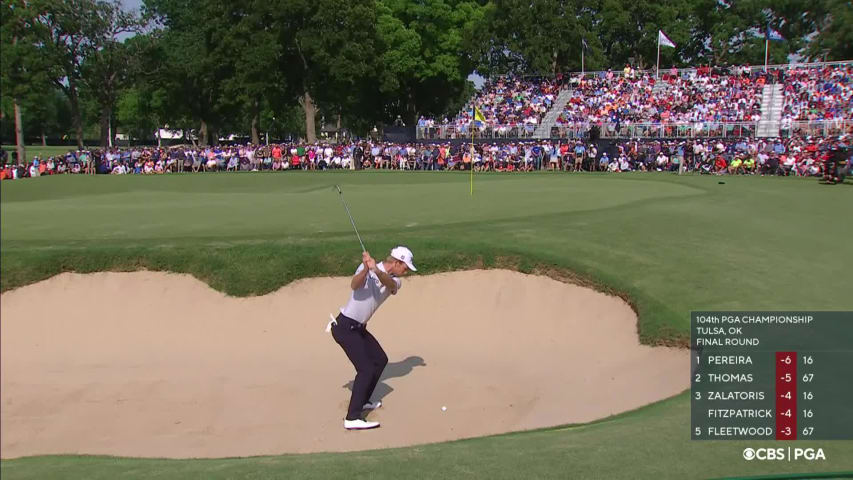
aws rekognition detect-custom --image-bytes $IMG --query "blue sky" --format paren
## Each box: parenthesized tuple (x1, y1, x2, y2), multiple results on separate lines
(121, 0, 142, 12)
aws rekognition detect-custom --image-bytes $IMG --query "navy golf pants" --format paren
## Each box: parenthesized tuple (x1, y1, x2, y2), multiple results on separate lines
(331, 313, 388, 420)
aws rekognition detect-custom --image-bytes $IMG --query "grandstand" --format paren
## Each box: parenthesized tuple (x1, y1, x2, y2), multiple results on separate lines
(418, 61, 852, 141)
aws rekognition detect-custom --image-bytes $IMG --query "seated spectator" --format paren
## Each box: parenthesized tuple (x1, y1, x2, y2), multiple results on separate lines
(729, 155, 743, 174)
(656, 151, 668, 171)
(205, 154, 218, 172)
(743, 155, 755, 173)
(227, 155, 239, 171)
(714, 155, 727, 174)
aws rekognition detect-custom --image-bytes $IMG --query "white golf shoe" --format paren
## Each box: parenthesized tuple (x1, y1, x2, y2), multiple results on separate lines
(344, 419, 380, 430)
(362, 400, 382, 410)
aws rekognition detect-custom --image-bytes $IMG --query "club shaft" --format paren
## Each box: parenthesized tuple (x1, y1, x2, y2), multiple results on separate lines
(336, 187, 366, 252)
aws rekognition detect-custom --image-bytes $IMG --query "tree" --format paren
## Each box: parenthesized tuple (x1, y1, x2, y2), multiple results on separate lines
(211, 1, 284, 145)
(114, 30, 192, 144)
(22, 88, 71, 145)
(593, 0, 690, 70)
(80, 1, 143, 148)
(374, 0, 486, 124)
(483, 0, 585, 75)
(116, 87, 163, 143)
(269, 0, 378, 142)
(259, 102, 305, 142)
(143, 0, 236, 145)
(32, 0, 113, 148)
(1, 0, 48, 162)
(796, 0, 853, 61)
(683, 0, 768, 66)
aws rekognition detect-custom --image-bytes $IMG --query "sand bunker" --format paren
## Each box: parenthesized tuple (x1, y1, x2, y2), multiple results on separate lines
(0, 269, 687, 459)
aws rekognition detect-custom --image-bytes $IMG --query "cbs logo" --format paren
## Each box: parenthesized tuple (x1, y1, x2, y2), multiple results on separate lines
(743, 448, 826, 461)
(742, 448, 786, 460)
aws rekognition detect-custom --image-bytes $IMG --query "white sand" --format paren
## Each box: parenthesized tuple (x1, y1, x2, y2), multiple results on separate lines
(0, 269, 687, 459)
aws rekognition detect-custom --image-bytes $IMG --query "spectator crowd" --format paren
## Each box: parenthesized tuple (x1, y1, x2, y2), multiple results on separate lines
(3, 134, 849, 180)
(418, 62, 851, 140)
(556, 64, 767, 130)
(781, 64, 852, 135)
(419, 75, 562, 135)
(3, 62, 851, 181)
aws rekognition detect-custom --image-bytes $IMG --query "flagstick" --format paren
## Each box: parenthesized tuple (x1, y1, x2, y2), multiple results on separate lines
(581, 40, 585, 76)
(470, 109, 474, 196)
(470, 135, 474, 196)
(764, 38, 769, 72)
(656, 36, 661, 80)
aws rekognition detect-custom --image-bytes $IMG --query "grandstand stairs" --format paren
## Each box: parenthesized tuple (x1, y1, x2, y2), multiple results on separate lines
(534, 88, 573, 139)
(757, 83, 784, 137)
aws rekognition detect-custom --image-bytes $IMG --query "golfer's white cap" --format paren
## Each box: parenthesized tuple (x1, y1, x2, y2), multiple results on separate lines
(390, 246, 417, 271)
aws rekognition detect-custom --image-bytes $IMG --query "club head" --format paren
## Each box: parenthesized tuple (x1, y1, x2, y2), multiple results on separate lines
(334, 184, 343, 194)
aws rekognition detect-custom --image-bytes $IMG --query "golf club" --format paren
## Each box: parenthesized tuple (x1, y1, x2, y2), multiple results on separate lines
(334, 184, 366, 253)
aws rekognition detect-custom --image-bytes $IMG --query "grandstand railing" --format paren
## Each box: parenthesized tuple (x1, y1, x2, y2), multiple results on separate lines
(417, 124, 539, 140)
(784, 120, 851, 138)
(488, 60, 853, 82)
(554, 120, 851, 139)
(564, 61, 853, 82)
(554, 122, 759, 139)
(416, 119, 851, 140)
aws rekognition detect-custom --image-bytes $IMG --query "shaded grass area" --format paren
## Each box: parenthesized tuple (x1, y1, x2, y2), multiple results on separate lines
(2, 393, 852, 480)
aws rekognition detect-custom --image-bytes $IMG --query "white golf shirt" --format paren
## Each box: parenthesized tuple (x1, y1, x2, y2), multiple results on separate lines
(340, 262, 402, 324)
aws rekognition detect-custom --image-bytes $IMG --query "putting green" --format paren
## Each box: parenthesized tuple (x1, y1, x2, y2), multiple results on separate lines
(1, 172, 700, 242)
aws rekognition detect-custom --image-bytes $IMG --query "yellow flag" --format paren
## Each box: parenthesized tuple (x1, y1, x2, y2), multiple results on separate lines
(473, 106, 486, 125)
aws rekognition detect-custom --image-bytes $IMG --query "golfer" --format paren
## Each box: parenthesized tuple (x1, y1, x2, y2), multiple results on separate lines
(331, 246, 416, 430)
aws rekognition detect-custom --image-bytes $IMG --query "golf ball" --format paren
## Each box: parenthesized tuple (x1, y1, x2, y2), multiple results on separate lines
(442, 406, 447, 411)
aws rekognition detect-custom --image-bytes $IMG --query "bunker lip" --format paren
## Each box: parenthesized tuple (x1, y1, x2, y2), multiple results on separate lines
(0, 270, 687, 459)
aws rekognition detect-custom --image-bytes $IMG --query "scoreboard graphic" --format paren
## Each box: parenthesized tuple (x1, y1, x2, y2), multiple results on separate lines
(690, 311, 853, 440)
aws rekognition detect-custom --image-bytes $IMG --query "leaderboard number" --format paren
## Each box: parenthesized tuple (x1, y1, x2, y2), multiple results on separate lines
(799, 353, 815, 439)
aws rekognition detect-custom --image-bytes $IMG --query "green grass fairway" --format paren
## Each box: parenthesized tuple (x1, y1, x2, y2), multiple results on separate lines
(2, 171, 852, 479)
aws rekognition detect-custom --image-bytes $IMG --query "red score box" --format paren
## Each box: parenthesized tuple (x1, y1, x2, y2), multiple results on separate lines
(776, 351, 797, 440)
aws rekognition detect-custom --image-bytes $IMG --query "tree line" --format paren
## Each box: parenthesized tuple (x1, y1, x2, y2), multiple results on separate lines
(2, 0, 850, 158)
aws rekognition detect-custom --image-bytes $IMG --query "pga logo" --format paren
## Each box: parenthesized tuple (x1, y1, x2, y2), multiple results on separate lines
(743, 448, 826, 461)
